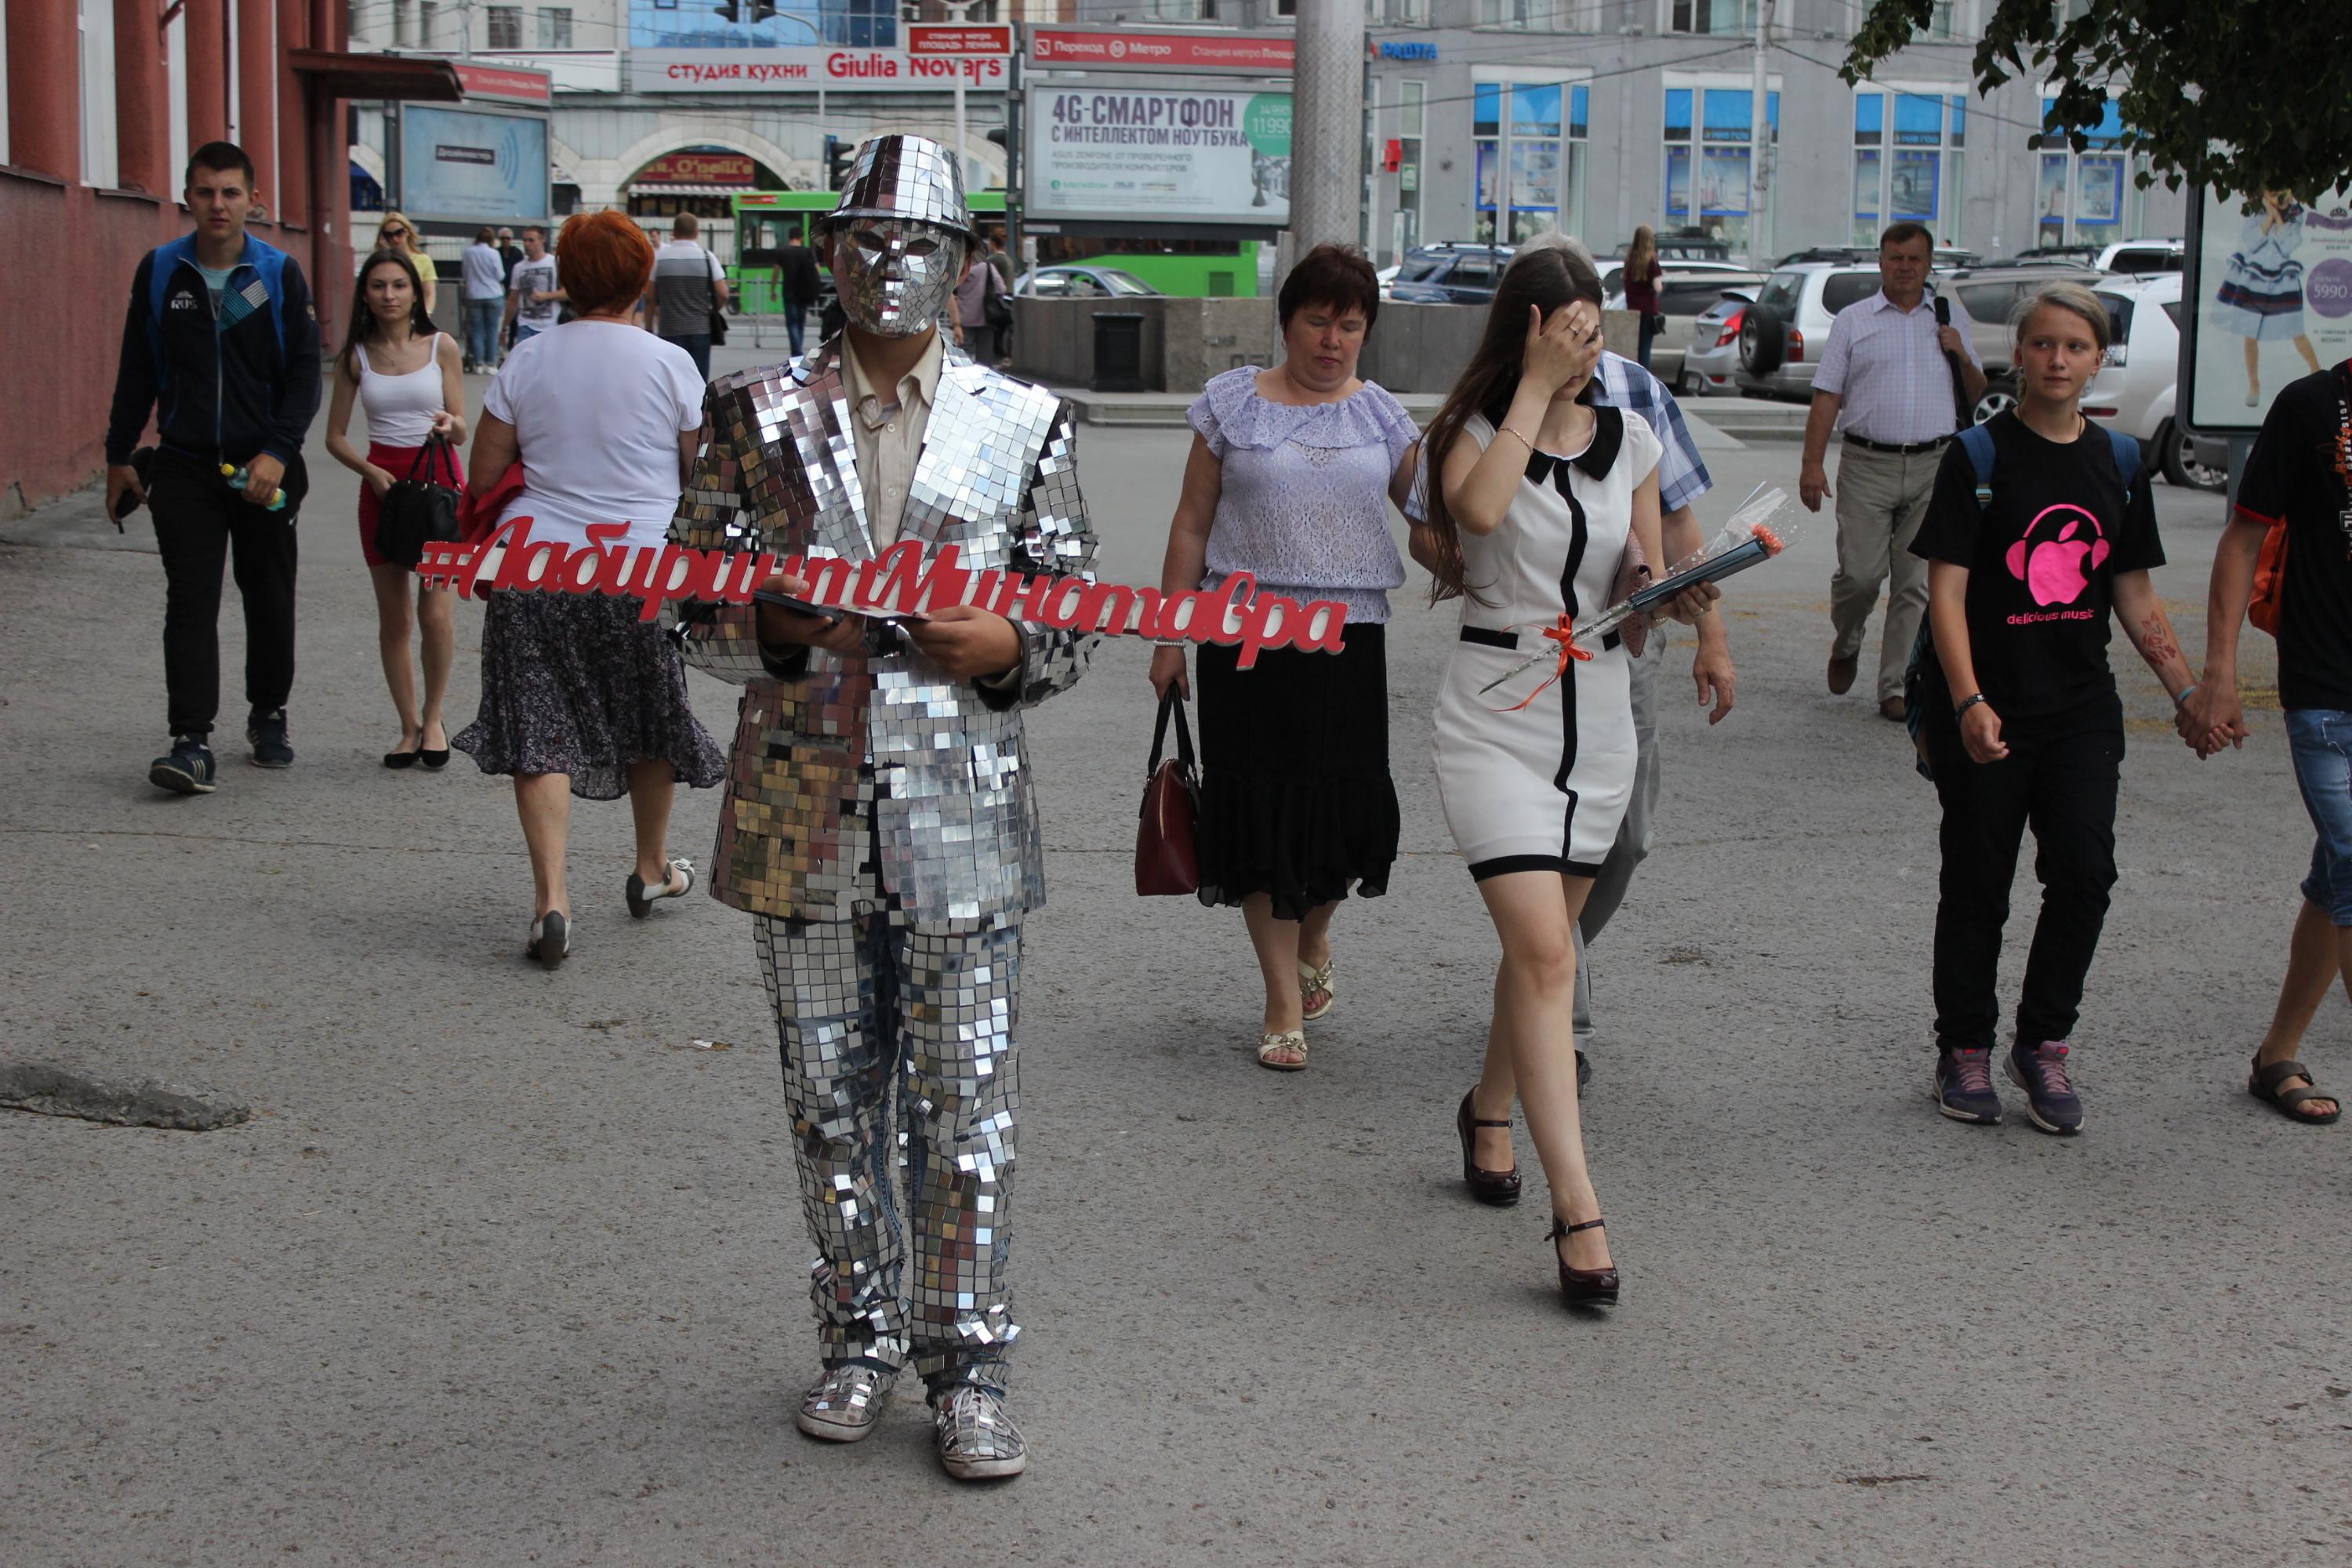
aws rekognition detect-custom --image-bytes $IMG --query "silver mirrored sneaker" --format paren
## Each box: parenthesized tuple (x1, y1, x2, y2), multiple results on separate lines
(796, 1363, 896, 1443)
(933, 1385, 1025, 1481)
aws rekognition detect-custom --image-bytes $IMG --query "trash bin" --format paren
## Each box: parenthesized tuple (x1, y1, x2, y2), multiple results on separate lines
(1091, 311, 1145, 394)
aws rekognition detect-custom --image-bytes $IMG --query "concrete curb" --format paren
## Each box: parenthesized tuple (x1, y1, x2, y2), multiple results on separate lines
(0, 1060, 252, 1131)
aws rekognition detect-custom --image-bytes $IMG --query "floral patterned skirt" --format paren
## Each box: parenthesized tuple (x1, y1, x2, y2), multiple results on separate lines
(452, 591, 727, 801)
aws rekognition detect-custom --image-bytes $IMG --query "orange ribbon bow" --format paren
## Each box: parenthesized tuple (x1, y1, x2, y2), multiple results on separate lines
(1497, 616, 1593, 712)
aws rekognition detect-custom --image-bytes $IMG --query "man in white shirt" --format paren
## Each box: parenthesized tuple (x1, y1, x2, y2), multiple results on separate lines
(664, 135, 1095, 1485)
(458, 227, 507, 372)
(1798, 222, 1987, 718)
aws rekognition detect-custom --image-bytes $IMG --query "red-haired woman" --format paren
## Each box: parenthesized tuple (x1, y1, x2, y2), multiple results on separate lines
(322, 249, 465, 768)
(453, 210, 727, 967)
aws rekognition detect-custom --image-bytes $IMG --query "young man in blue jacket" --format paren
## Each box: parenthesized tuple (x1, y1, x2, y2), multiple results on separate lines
(106, 141, 323, 793)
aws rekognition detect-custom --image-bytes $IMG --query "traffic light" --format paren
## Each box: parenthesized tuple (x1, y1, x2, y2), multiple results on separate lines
(712, 2, 740, 19)
(824, 136, 855, 191)
(750, 2, 779, 19)
(713, 2, 777, 20)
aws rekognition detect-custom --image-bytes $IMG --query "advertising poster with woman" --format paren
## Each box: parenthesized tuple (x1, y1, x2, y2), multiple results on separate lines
(2187, 187, 2352, 433)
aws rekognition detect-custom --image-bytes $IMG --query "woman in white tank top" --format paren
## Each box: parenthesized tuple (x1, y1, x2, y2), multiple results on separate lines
(325, 249, 469, 768)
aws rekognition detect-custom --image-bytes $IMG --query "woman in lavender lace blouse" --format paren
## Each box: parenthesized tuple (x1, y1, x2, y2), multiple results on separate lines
(1149, 244, 1420, 1072)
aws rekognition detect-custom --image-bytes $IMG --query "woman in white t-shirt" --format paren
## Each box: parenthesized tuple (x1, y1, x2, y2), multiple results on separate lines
(452, 212, 727, 969)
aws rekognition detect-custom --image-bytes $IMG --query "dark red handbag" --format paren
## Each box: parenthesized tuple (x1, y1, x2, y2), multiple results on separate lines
(1134, 686, 1201, 897)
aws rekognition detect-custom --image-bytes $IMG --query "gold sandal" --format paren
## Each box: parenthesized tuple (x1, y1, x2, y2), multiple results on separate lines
(1298, 957, 1335, 1022)
(1257, 1029, 1308, 1071)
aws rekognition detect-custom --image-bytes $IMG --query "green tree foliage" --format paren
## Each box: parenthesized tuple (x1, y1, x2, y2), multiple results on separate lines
(1843, 1, 2352, 201)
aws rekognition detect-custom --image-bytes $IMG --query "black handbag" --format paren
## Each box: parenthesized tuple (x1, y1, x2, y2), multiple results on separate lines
(709, 302, 730, 345)
(984, 271, 1013, 329)
(375, 432, 460, 568)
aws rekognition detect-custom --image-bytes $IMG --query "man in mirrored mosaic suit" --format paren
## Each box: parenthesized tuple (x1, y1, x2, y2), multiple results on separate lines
(663, 135, 1094, 1483)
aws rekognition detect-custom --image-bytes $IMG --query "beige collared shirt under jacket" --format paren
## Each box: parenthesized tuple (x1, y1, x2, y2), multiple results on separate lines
(842, 330, 944, 549)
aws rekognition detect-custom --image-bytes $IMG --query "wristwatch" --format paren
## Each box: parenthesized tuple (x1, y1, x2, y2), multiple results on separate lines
(1953, 692, 1989, 720)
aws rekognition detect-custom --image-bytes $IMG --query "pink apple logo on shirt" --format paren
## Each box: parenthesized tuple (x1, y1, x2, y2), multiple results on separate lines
(2004, 503, 2110, 607)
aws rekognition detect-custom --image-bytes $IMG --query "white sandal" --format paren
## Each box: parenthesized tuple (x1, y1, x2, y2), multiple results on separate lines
(1298, 957, 1335, 1022)
(1257, 1029, 1308, 1072)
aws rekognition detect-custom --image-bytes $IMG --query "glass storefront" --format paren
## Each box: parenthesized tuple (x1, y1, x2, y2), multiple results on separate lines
(1853, 90, 1966, 246)
(1473, 79, 1588, 245)
(2034, 96, 2141, 248)
(1661, 84, 1778, 254)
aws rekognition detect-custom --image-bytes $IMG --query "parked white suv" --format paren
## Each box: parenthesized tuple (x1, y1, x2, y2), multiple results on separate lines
(1732, 262, 1888, 399)
(2080, 271, 2225, 491)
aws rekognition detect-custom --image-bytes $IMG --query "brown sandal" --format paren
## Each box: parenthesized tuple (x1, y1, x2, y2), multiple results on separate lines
(2249, 1057, 2341, 1125)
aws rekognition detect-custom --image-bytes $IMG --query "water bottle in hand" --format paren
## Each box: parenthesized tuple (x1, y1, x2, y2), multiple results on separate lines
(219, 463, 287, 512)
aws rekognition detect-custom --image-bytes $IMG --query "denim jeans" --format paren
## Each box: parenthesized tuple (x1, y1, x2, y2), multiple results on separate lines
(463, 298, 503, 368)
(2286, 709, 2352, 924)
(663, 332, 712, 381)
(784, 303, 807, 358)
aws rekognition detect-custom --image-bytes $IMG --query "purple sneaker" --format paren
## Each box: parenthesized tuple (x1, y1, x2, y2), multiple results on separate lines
(1933, 1047, 2003, 1124)
(2006, 1041, 2084, 1134)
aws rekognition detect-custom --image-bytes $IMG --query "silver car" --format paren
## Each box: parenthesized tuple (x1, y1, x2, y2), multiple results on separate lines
(2080, 271, 2226, 491)
(1942, 266, 2110, 423)
(1732, 263, 1887, 400)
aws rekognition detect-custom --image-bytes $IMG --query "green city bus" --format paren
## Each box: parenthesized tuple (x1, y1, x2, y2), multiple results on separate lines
(728, 191, 1262, 305)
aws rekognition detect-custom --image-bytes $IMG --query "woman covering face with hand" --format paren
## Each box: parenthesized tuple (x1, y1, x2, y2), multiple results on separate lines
(1414, 238, 1679, 1312)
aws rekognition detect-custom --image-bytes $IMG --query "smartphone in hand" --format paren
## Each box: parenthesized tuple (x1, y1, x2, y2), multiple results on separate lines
(752, 588, 848, 626)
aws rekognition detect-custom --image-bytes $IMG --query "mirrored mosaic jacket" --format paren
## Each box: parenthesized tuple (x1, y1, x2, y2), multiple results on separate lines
(665, 337, 1097, 923)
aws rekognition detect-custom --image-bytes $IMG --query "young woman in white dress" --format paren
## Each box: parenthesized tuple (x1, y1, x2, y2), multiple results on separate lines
(1414, 240, 1683, 1309)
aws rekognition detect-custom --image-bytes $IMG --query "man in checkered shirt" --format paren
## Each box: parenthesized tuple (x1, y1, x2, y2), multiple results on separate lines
(1798, 221, 1987, 718)
(1575, 336, 1737, 1074)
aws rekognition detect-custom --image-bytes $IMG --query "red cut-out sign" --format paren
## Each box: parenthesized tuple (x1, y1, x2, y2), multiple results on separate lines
(415, 521, 1347, 669)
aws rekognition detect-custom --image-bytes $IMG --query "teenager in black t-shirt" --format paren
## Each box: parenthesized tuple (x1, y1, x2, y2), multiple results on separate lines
(2184, 360, 2352, 1127)
(1906, 284, 2201, 1134)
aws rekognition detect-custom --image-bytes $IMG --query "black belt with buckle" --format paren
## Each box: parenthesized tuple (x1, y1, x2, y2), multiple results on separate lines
(1844, 434, 1952, 456)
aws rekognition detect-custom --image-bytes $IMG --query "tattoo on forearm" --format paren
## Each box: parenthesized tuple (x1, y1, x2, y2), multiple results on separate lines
(2137, 611, 2189, 683)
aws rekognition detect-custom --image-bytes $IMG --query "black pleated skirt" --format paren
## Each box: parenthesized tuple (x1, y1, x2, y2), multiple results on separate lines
(1193, 622, 1400, 921)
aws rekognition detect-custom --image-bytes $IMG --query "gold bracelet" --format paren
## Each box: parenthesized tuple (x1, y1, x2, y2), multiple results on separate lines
(1494, 425, 1536, 454)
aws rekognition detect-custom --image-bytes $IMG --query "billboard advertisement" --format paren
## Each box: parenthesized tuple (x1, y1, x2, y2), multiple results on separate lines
(630, 48, 1007, 93)
(397, 104, 550, 224)
(1025, 85, 1291, 227)
(2183, 187, 2352, 435)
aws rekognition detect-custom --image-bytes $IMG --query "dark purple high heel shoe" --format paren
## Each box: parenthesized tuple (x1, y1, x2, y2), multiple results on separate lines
(1549, 1214, 1619, 1308)
(1456, 1089, 1522, 1207)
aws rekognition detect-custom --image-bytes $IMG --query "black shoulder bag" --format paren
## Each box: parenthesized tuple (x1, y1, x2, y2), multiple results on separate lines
(375, 431, 461, 568)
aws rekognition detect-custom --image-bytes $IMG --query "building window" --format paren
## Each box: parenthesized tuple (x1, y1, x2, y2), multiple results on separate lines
(1477, 0, 1539, 26)
(1145, 0, 1214, 17)
(1474, 78, 1588, 245)
(487, 5, 522, 47)
(393, 0, 413, 45)
(2034, 94, 2140, 246)
(1853, 89, 1966, 247)
(1392, 0, 1428, 20)
(419, 1, 440, 46)
(538, 7, 573, 45)
(1662, 83, 1778, 254)
(78, 0, 120, 189)
(1668, 0, 1754, 34)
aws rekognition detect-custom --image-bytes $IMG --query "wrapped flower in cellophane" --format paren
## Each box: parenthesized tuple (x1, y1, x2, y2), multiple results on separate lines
(1478, 485, 1796, 713)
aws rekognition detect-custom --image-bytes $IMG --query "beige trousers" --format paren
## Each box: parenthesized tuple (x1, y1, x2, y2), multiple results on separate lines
(1830, 442, 1943, 703)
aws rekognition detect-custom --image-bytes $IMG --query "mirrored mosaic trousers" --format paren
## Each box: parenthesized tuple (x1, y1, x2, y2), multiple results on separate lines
(755, 908, 1022, 1393)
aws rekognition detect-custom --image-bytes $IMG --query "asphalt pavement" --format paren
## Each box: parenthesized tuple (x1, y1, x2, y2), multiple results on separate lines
(3, 367, 2348, 1567)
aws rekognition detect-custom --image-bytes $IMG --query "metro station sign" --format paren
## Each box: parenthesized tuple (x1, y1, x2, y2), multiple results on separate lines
(906, 24, 1014, 58)
(1027, 28, 1295, 74)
